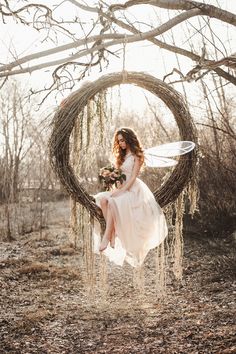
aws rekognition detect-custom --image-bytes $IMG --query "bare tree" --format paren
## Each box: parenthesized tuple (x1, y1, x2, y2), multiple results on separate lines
(0, 81, 33, 239)
(0, 79, 61, 240)
(0, 81, 32, 202)
(0, 0, 235, 99)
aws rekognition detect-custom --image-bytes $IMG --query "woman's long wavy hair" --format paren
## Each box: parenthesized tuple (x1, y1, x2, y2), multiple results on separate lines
(112, 127, 144, 167)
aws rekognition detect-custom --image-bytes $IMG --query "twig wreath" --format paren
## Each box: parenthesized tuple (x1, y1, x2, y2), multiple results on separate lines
(49, 71, 198, 230)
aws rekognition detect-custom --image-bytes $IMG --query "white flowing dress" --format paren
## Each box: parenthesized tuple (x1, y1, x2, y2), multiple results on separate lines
(93, 153, 168, 267)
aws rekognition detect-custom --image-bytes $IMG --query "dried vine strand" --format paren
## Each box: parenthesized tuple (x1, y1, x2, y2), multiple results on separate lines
(48, 71, 199, 299)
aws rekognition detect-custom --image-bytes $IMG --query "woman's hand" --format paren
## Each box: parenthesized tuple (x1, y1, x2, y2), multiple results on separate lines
(111, 189, 124, 198)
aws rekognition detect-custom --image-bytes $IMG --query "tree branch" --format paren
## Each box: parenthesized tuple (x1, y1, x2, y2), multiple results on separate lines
(195, 122, 236, 140)
(0, 8, 202, 77)
(0, 0, 235, 87)
(109, 0, 236, 26)
(100, 8, 236, 85)
(0, 33, 125, 74)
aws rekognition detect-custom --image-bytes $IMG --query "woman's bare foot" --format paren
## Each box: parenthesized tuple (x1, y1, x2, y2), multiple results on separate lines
(99, 235, 110, 252)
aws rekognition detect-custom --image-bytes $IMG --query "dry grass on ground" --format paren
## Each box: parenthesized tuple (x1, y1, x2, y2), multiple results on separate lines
(0, 201, 235, 354)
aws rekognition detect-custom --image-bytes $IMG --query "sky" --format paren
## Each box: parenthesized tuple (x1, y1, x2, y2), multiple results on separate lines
(0, 0, 236, 121)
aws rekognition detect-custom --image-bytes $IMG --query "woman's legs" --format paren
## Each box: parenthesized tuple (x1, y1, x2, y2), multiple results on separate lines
(99, 198, 115, 251)
(100, 197, 108, 221)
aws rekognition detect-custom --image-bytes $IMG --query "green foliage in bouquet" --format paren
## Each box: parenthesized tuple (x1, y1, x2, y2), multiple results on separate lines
(99, 165, 126, 191)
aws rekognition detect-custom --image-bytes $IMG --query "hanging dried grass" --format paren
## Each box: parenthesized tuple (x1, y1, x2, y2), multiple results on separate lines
(172, 191, 185, 281)
(49, 71, 199, 298)
(81, 209, 96, 295)
(187, 160, 200, 216)
(69, 197, 79, 247)
(98, 254, 108, 302)
(133, 265, 145, 297)
(155, 241, 167, 297)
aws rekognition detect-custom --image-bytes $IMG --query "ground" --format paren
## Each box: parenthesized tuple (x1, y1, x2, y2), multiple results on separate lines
(0, 200, 235, 354)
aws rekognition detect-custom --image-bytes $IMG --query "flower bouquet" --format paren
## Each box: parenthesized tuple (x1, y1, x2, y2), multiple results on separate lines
(99, 165, 126, 191)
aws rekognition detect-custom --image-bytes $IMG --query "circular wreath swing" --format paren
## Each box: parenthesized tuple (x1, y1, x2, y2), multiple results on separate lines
(49, 72, 198, 232)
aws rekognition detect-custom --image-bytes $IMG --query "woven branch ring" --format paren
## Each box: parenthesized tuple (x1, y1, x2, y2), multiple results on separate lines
(49, 71, 198, 226)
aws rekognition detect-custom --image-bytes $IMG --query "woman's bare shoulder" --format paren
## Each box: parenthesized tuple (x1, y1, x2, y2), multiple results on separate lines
(134, 154, 144, 167)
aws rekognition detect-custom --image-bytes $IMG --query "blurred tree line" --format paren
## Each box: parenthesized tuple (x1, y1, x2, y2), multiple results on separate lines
(0, 0, 235, 241)
(1, 77, 235, 241)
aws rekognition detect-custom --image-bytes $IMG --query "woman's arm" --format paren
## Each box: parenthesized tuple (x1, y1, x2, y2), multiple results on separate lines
(111, 156, 142, 197)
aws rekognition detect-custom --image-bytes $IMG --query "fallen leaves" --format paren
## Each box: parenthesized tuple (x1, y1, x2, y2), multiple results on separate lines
(0, 220, 235, 353)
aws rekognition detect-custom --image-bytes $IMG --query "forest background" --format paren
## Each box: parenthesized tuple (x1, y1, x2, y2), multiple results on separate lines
(0, 1, 235, 353)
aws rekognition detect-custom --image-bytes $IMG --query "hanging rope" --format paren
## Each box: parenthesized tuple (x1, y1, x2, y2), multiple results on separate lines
(122, 34, 128, 82)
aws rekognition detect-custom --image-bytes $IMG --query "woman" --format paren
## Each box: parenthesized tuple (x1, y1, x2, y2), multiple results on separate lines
(93, 127, 168, 267)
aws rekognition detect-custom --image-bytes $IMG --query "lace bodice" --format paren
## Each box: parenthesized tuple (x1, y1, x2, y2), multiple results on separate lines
(121, 153, 135, 181)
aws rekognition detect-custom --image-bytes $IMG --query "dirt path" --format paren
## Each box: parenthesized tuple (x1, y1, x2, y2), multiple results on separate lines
(0, 202, 235, 353)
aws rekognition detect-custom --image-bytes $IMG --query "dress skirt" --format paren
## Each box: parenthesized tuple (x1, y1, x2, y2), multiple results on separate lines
(93, 177, 168, 267)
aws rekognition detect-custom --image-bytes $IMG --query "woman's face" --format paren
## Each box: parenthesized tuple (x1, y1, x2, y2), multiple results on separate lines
(117, 134, 127, 150)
